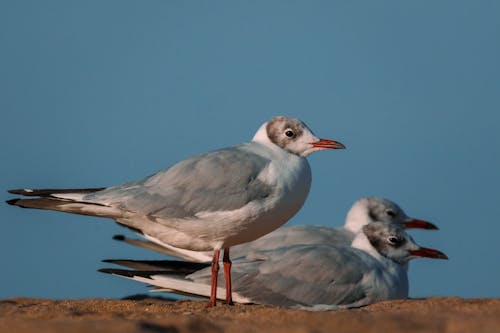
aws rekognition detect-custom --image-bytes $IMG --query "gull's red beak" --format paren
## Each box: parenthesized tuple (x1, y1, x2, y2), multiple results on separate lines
(311, 139, 346, 150)
(409, 247, 448, 260)
(403, 219, 439, 230)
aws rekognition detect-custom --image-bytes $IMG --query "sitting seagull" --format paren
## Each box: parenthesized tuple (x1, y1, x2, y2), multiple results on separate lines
(111, 197, 438, 262)
(100, 221, 448, 309)
(6, 116, 344, 307)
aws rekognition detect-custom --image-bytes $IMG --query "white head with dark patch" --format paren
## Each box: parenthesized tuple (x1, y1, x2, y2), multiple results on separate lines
(252, 116, 345, 157)
(344, 197, 438, 234)
(361, 222, 448, 264)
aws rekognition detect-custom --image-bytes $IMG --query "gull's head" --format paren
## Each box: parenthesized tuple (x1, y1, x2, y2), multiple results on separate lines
(344, 197, 438, 234)
(252, 116, 345, 157)
(362, 222, 448, 265)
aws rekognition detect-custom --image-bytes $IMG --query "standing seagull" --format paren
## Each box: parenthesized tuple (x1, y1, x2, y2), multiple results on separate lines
(6, 116, 345, 307)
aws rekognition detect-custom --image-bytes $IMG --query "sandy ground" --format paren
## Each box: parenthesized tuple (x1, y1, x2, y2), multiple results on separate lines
(0, 296, 499, 333)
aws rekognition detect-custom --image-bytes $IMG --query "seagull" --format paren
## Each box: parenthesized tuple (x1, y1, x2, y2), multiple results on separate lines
(111, 197, 438, 262)
(100, 221, 448, 309)
(6, 116, 345, 307)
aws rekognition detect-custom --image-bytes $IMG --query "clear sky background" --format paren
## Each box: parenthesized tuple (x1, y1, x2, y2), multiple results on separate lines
(1, 1, 499, 300)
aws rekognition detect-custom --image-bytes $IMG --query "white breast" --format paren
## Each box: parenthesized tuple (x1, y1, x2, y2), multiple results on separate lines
(213, 145, 312, 248)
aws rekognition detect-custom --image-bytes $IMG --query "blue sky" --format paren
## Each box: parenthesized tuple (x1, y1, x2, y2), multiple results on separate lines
(1, 0, 499, 299)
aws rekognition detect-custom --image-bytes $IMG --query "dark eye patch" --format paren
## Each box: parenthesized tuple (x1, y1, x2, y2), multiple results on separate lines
(368, 210, 378, 221)
(265, 117, 305, 153)
(387, 235, 405, 247)
(386, 210, 396, 217)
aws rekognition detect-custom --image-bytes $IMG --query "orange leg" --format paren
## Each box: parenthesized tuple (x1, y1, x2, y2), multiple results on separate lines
(223, 248, 234, 305)
(207, 249, 220, 308)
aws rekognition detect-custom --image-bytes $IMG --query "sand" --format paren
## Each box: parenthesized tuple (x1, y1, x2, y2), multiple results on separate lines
(1, 296, 499, 333)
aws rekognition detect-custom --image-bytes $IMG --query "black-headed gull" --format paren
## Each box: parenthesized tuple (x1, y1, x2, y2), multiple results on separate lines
(111, 197, 438, 262)
(7, 116, 345, 307)
(100, 221, 447, 309)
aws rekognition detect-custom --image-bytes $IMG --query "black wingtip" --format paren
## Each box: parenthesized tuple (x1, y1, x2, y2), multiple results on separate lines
(8, 187, 106, 197)
(8, 189, 22, 195)
(6, 198, 20, 206)
(101, 259, 127, 264)
(98, 268, 134, 276)
(98, 268, 120, 275)
(113, 235, 126, 241)
(97, 268, 155, 278)
(8, 189, 38, 196)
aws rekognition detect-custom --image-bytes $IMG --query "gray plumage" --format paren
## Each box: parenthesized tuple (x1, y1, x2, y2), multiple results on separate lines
(195, 244, 377, 307)
(85, 145, 273, 219)
(8, 145, 272, 217)
(229, 225, 354, 259)
(101, 241, 405, 308)
(100, 244, 374, 307)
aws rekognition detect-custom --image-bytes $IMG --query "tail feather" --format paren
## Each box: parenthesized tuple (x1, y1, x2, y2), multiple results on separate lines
(112, 235, 177, 257)
(102, 259, 209, 273)
(98, 267, 252, 303)
(99, 268, 163, 278)
(8, 188, 105, 197)
(98, 268, 212, 299)
(112, 234, 212, 262)
(6, 197, 122, 218)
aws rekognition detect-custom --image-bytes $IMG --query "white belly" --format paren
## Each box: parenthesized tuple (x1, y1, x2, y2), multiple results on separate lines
(203, 155, 312, 249)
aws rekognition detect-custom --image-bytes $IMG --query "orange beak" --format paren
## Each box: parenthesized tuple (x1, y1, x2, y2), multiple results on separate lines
(311, 139, 346, 150)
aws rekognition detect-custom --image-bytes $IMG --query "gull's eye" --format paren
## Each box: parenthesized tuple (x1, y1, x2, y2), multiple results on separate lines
(386, 209, 396, 217)
(387, 236, 400, 245)
(285, 129, 295, 138)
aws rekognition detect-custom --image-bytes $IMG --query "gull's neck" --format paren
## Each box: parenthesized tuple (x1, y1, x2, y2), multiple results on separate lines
(351, 232, 382, 261)
(344, 202, 371, 234)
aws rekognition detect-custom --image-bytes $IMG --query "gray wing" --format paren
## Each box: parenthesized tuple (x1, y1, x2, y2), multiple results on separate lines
(85, 143, 273, 218)
(230, 226, 355, 259)
(189, 244, 374, 307)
